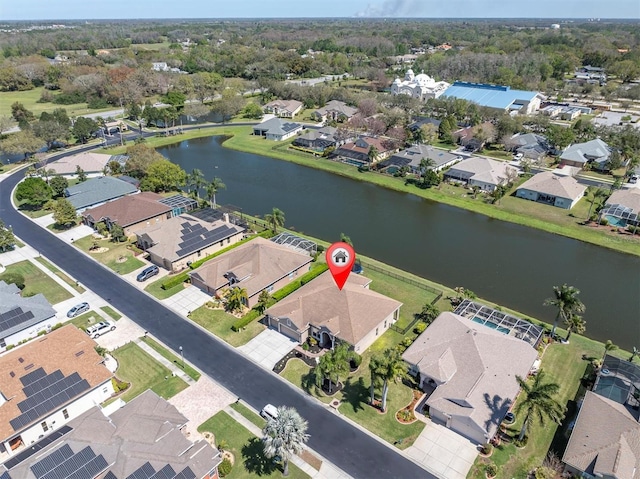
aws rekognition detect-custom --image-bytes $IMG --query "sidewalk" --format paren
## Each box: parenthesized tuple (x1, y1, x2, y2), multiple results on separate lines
(224, 406, 352, 479)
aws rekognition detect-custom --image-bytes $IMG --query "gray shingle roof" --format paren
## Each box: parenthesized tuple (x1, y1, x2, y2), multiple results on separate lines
(561, 138, 611, 165)
(3, 390, 221, 479)
(402, 312, 538, 441)
(64, 177, 138, 210)
(254, 117, 302, 136)
(383, 144, 460, 170)
(0, 290, 56, 338)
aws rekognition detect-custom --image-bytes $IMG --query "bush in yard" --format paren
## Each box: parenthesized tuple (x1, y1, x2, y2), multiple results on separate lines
(0, 271, 25, 290)
(414, 322, 427, 334)
(218, 458, 232, 477)
(481, 442, 493, 455)
(485, 462, 497, 478)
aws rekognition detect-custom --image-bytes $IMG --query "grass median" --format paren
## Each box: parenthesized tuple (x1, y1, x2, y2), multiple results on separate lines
(140, 336, 201, 381)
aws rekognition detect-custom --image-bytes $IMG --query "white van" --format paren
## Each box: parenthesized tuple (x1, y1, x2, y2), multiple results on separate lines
(260, 404, 279, 421)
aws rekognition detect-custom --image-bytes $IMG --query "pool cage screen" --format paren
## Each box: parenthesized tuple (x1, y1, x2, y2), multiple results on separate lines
(271, 232, 317, 256)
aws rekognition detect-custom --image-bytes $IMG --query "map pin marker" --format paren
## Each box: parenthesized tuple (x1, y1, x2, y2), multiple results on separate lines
(326, 242, 356, 291)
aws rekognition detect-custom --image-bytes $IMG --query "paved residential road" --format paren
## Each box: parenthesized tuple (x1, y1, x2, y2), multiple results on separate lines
(0, 157, 435, 479)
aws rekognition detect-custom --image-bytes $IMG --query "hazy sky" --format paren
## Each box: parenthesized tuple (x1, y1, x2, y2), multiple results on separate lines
(2, 0, 639, 20)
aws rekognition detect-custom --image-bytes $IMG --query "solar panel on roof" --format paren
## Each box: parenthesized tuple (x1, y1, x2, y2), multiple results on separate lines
(31, 444, 73, 478)
(150, 464, 175, 479)
(125, 461, 155, 479)
(174, 467, 197, 479)
(103, 472, 118, 479)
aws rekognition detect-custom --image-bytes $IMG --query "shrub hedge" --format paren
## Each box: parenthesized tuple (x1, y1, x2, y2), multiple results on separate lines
(231, 263, 328, 331)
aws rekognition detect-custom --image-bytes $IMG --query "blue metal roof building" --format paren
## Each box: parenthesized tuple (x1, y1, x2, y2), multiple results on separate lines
(442, 82, 541, 114)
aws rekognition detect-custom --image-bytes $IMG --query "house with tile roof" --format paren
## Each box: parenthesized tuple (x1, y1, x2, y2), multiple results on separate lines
(47, 152, 114, 176)
(601, 188, 640, 228)
(266, 271, 402, 353)
(332, 136, 395, 166)
(0, 281, 57, 353)
(443, 157, 517, 192)
(402, 312, 538, 444)
(311, 100, 358, 123)
(81, 192, 173, 236)
(562, 356, 640, 479)
(252, 117, 303, 141)
(136, 213, 245, 272)
(292, 126, 349, 152)
(560, 138, 612, 171)
(64, 177, 138, 211)
(380, 144, 462, 174)
(516, 171, 587, 209)
(442, 81, 542, 115)
(189, 236, 313, 308)
(0, 325, 114, 461)
(263, 99, 303, 118)
(1, 390, 222, 478)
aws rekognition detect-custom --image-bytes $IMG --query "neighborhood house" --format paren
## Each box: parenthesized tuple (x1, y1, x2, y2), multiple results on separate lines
(47, 152, 114, 176)
(64, 177, 138, 211)
(136, 213, 245, 272)
(562, 356, 640, 479)
(402, 311, 539, 444)
(263, 99, 303, 118)
(189, 236, 313, 308)
(443, 157, 517, 192)
(252, 117, 303, 141)
(311, 100, 358, 123)
(0, 326, 114, 460)
(380, 144, 461, 174)
(0, 281, 57, 353)
(265, 271, 402, 353)
(1, 390, 222, 479)
(332, 136, 394, 166)
(601, 188, 640, 228)
(515, 171, 587, 209)
(560, 139, 612, 171)
(292, 126, 348, 152)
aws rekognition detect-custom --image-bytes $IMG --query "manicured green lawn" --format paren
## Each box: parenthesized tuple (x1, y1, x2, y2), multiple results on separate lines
(140, 336, 201, 381)
(74, 236, 145, 274)
(100, 306, 122, 321)
(189, 306, 266, 347)
(230, 402, 267, 429)
(0, 87, 115, 117)
(144, 276, 184, 299)
(0, 260, 72, 304)
(35, 257, 85, 293)
(198, 411, 310, 479)
(67, 310, 106, 331)
(111, 342, 189, 402)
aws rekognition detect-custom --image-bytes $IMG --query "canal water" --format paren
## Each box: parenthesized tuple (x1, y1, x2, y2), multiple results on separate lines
(158, 136, 640, 350)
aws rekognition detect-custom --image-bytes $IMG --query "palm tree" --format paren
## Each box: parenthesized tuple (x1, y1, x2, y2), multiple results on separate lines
(585, 186, 608, 220)
(205, 177, 226, 208)
(419, 158, 436, 185)
(371, 348, 407, 412)
(602, 339, 618, 362)
(367, 145, 379, 163)
(629, 347, 639, 363)
(368, 354, 385, 406)
(563, 313, 586, 341)
(262, 406, 309, 477)
(514, 369, 565, 441)
(412, 126, 426, 145)
(188, 168, 205, 199)
(543, 284, 586, 338)
(225, 287, 247, 313)
(314, 342, 350, 393)
(265, 207, 285, 233)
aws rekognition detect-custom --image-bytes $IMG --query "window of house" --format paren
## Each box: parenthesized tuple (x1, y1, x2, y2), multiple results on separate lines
(288, 272, 294, 279)
(376, 328, 379, 336)
(41, 422, 48, 432)
(384, 320, 387, 328)
(62, 409, 69, 419)
(267, 285, 274, 293)
(0, 338, 5, 348)
(198, 250, 201, 257)
(103, 387, 108, 394)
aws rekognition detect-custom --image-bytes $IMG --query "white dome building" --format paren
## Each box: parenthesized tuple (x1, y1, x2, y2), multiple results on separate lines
(391, 70, 450, 101)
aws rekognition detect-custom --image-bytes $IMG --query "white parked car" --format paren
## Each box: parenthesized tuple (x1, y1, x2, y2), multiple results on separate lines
(260, 404, 279, 421)
(86, 321, 116, 339)
(513, 153, 524, 160)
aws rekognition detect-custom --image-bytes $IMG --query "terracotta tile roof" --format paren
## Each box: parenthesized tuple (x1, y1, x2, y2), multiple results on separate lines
(265, 271, 401, 346)
(0, 325, 112, 441)
(189, 237, 312, 299)
(81, 192, 171, 228)
(563, 391, 640, 479)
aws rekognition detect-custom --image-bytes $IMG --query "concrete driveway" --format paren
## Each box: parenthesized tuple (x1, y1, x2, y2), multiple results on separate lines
(238, 328, 298, 370)
(161, 285, 211, 316)
(405, 420, 479, 479)
(93, 316, 146, 351)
